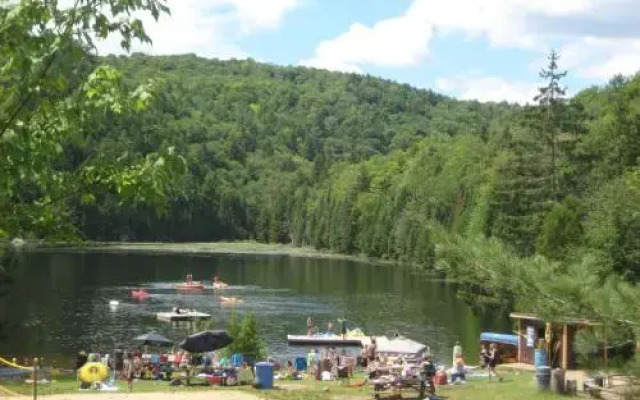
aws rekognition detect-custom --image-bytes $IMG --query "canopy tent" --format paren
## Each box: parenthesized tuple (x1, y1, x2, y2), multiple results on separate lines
(480, 332, 519, 346)
(133, 332, 173, 347)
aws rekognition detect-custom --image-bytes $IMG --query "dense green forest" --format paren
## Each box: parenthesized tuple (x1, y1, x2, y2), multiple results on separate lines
(76, 53, 515, 244)
(3, 0, 640, 371)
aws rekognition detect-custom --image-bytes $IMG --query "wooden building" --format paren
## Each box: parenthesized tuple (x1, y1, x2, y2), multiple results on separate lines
(510, 312, 602, 370)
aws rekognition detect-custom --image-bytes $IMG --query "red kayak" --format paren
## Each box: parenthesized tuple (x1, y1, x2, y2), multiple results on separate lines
(131, 289, 150, 299)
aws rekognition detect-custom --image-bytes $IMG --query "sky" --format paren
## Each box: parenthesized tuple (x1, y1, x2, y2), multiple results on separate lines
(96, 0, 640, 104)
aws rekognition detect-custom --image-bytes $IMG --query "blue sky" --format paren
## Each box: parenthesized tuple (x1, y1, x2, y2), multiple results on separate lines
(98, 0, 640, 104)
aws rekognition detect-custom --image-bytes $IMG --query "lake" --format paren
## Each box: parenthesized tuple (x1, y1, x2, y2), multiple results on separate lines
(0, 250, 510, 367)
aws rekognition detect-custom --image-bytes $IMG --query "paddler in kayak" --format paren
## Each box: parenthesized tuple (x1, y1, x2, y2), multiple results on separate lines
(213, 274, 229, 289)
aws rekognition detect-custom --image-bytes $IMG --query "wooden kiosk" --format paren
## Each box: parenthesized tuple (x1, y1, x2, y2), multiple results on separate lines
(510, 312, 603, 370)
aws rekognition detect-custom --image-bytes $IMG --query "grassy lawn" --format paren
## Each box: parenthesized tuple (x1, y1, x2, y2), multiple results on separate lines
(260, 372, 565, 400)
(1, 371, 566, 400)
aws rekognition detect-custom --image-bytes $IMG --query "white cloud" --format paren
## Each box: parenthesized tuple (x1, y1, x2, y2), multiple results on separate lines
(435, 75, 540, 105)
(94, 0, 299, 59)
(302, 0, 640, 85)
(300, 7, 433, 72)
(557, 37, 640, 79)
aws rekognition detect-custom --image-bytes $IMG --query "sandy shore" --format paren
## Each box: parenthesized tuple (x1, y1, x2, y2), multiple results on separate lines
(44, 390, 260, 400)
(37, 241, 392, 265)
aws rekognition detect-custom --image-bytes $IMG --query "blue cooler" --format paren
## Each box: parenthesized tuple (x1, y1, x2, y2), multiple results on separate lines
(534, 349, 547, 367)
(255, 362, 274, 389)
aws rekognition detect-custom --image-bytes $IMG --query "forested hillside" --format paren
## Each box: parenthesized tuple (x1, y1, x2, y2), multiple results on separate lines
(76, 54, 515, 243)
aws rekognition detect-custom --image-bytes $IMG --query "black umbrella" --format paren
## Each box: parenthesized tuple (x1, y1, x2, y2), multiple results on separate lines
(179, 330, 233, 353)
(133, 332, 173, 347)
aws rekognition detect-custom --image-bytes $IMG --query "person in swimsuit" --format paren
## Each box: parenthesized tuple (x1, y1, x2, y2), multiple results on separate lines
(123, 352, 135, 392)
(307, 316, 315, 336)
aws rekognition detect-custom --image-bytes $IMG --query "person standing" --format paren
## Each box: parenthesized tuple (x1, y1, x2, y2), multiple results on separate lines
(123, 352, 134, 392)
(307, 316, 315, 336)
(479, 344, 490, 369)
(327, 321, 334, 333)
(367, 337, 376, 365)
(340, 319, 347, 339)
(75, 351, 88, 381)
(422, 355, 436, 395)
(452, 341, 462, 365)
(487, 343, 503, 382)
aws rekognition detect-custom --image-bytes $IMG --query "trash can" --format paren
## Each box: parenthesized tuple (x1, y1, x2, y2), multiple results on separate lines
(536, 366, 551, 391)
(550, 368, 565, 394)
(534, 349, 547, 367)
(255, 362, 274, 389)
(566, 379, 577, 396)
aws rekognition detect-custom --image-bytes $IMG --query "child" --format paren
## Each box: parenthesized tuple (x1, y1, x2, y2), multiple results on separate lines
(480, 344, 490, 369)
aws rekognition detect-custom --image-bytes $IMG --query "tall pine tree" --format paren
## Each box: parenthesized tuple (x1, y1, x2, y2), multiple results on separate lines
(534, 50, 568, 199)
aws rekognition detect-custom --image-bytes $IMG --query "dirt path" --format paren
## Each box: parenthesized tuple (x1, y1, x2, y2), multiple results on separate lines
(42, 391, 261, 400)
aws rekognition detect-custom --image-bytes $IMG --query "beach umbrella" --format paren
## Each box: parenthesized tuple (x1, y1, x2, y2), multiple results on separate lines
(133, 332, 173, 347)
(179, 330, 233, 353)
(78, 362, 108, 384)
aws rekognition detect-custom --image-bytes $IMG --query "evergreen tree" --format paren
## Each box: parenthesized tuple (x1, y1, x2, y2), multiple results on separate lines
(534, 50, 568, 199)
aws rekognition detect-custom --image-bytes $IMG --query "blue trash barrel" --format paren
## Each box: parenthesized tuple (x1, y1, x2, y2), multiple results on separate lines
(536, 366, 551, 390)
(534, 349, 547, 367)
(255, 362, 274, 389)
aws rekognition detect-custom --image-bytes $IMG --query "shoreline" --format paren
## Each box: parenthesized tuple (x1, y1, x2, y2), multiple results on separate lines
(33, 241, 399, 266)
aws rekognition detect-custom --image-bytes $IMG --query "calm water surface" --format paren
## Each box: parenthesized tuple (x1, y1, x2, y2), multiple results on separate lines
(0, 251, 510, 366)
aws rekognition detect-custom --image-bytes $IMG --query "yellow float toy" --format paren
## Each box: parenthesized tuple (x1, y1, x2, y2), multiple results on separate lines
(78, 362, 109, 384)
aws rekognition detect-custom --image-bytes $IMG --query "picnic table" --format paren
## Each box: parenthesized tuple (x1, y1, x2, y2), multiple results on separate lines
(371, 375, 429, 400)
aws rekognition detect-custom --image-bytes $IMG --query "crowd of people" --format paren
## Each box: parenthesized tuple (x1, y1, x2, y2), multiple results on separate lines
(74, 348, 258, 392)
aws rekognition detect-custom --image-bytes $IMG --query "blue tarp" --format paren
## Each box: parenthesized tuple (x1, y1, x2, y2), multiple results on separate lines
(480, 332, 519, 346)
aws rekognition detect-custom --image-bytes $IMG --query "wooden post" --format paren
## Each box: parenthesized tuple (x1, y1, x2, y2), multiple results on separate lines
(32, 357, 38, 400)
(562, 324, 569, 370)
(604, 327, 608, 374)
(518, 319, 522, 364)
